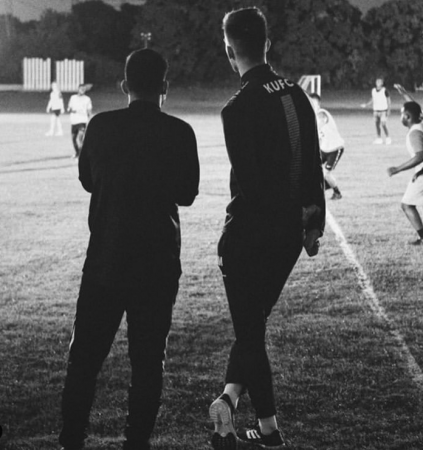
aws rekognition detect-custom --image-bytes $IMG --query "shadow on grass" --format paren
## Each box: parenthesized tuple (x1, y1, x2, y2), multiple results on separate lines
(0, 157, 76, 174)
(1, 155, 74, 167)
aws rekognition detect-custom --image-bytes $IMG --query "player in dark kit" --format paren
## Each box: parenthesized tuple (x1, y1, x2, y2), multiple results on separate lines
(58, 49, 200, 450)
(209, 7, 325, 450)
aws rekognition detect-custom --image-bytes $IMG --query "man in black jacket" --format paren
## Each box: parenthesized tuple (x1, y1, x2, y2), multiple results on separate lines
(209, 8, 325, 450)
(59, 49, 200, 450)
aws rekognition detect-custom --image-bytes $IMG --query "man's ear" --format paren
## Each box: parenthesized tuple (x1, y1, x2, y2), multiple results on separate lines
(227, 45, 236, 60)
(121, 80, 129, 95)
(161, 80, 169, 95)
(265, 38, 271, 52)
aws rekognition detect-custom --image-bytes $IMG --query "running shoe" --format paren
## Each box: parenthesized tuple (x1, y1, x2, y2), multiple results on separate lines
(331, 191, 342, 200)
(409, 238, 422, 246)
(385, 137, 392, 145)
(237, 425, 288, 449)
(373, 138, 383, 144)
(209, 394, 237, 449)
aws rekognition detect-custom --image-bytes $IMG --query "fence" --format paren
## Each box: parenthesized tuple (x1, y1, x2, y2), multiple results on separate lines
(23, 58, 51, 91)
(56, 59, 84, 92)
(23, 58, 84, 92)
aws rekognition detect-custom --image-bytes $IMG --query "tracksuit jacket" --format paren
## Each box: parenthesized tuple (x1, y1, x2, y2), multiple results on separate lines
(221, 64, 325, 244)
(78, 100, 200, 286)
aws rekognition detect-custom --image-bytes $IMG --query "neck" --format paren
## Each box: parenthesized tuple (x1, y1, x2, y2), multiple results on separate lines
(128, 92, 161, 107)
(237, 58, 266, 77)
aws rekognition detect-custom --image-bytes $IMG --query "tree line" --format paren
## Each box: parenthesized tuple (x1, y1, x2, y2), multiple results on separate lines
(0, 0, 422, 89)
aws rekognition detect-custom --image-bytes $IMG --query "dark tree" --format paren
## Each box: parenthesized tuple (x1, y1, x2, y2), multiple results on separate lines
(267, 0, 364, 87)
(70, 0, 125, 61)
(363, 0, 423, 88)
(130, 0, 266, 83)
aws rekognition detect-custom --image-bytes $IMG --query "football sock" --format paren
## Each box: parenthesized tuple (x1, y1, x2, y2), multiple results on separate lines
(258, 416, 278, 435)
(417, 228, 423, 239)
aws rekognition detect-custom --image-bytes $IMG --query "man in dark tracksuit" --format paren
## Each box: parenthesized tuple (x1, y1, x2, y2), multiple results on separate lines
(59, 49, 200, 450)
(209, 8, 325, 450)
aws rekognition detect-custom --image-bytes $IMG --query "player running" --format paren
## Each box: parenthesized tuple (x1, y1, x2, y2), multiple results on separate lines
(361, 77, 392, 145)
(67, 84, 92, 158)
(309, 93, 344, 200)
(387, 101, 423, 245)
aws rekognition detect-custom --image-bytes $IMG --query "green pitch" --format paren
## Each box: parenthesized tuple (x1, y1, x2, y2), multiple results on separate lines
(0, 88, 423, 449)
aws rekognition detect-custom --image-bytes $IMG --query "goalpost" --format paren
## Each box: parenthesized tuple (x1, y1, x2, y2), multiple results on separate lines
(298, 74, 321, 96)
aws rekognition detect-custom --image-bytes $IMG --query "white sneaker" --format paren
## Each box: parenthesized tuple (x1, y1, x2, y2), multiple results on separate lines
(55, 131, 63, 136)
(209, 394, 237, 450)
(373, 138, 383, 144)
(45, 131, 53, 136)
(385, 137, 392, 145)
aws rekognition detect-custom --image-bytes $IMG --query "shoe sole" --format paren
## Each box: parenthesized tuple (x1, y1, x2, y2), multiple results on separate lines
(237, 439, 286, 450)
(209, 399, 237, 449)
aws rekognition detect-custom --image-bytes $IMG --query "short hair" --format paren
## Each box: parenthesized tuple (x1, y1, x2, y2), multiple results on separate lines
(125, 49, 168, 94)
(222, 7, 268, 60)
(403, 101, 422, 122)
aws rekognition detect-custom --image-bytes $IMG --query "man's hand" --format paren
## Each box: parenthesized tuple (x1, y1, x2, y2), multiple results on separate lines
(394, 83, 405, 94)
(302, 204, 321, 228)
(303, 229, 321, 257)
(412, 169, 423, 182)
(387, 166, 399, 177)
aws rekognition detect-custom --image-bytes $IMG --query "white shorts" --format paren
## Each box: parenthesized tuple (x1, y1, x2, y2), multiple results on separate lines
(402, 175, 423, 206)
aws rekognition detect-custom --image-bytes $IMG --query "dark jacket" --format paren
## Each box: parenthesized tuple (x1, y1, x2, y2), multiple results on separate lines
(78, 100, 200, 286)
(221, 64, 325, 243)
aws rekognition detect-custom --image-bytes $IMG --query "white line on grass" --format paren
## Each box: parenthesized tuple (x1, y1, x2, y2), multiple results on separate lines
(326, 209, 423, 389)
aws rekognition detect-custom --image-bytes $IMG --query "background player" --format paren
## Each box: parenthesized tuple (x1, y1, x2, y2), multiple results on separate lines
(387, 101, 423, 245)
(361, 77, 392, 145)
(309, 93, 344, 200)
(67, 84, 92, 158)
(45, 81, 65, 136)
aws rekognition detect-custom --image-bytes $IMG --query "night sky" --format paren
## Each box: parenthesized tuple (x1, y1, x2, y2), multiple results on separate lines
(0, 0, 392, 22)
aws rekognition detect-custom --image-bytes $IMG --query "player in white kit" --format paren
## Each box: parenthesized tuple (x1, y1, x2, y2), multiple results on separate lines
(309, 93, 344, 200)
(361, 77, 392, 145)
(68, 84, 92, 158)
(387, 101, 423, 245)
(46, 82, 65, 136)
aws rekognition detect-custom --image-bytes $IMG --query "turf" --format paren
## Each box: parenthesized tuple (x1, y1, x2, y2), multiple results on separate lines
(1, 87, 423, 449)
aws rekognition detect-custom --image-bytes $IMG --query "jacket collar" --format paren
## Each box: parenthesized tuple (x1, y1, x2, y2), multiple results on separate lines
(241, 64, 272, 86)
(128, 100, 161, 113)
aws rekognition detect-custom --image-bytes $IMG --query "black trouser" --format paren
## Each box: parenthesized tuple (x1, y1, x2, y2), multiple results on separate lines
(59, 271, 179, 450)
(218, 230, 303, 419)
(71, 123, 86, 157)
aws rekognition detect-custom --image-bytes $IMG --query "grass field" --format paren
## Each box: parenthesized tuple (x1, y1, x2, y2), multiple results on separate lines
(1, 86, 423, 450)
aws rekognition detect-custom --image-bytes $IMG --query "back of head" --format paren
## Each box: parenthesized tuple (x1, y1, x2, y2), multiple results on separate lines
(125, 49, 168, 95)
(403, 101, 422, 122)
(222, 7, 268, 61)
